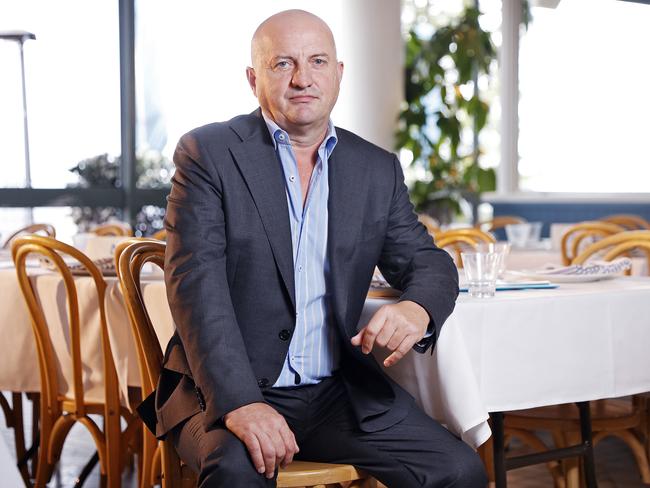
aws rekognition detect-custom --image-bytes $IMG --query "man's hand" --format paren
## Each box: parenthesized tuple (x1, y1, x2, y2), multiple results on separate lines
(223, 402, 299, 478)
(351, 300, 430, 367)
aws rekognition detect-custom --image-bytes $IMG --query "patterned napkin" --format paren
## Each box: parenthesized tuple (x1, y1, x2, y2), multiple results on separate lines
(532, 258, 632, 276)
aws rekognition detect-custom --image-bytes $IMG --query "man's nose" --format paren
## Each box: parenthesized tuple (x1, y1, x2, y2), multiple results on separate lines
(291, 66, 313, 89)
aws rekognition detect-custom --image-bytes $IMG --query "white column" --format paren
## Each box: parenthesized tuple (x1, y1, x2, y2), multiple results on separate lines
(335, 0, 403, 152)
(499, 0, 521, 194)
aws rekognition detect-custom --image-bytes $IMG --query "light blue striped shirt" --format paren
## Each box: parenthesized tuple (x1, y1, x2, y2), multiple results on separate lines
(262, 114, 339, 388)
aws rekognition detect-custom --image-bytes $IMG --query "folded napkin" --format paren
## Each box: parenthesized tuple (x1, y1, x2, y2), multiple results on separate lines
(533, 258, 632, 276)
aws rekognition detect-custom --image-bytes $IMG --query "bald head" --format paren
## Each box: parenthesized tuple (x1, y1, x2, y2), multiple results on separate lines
(246, 9, 343, 141)
(251, 10, 337, 68)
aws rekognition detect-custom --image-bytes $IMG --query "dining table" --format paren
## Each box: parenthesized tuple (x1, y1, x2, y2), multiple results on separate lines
(2, 255, 650, 486)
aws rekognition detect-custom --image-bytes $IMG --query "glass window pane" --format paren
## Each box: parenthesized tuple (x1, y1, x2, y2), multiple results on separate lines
(518, 0, 650, 192)
(0, 0, 120, 189)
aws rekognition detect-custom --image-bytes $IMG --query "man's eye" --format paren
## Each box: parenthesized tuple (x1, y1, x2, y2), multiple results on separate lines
(275, 61, 291, 69)
(313, 58, 326, 65)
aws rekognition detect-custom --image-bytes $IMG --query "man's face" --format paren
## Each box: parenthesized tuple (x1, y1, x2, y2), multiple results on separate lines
(247, 17, 344, 134)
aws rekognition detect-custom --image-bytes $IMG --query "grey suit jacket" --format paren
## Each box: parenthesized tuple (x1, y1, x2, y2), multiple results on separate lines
(152, 109, 458, 438)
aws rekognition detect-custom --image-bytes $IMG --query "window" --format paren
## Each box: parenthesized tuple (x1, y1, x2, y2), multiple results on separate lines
(518, 0, 650, 192)
(0, 0, 120, 189)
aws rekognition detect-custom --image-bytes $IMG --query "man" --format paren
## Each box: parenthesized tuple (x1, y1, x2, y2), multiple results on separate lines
(156, 9, 487, 488)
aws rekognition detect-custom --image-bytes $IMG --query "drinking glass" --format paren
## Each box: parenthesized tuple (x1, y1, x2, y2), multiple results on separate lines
(461, 252, 500, 298)
(476, 242, 511, 277)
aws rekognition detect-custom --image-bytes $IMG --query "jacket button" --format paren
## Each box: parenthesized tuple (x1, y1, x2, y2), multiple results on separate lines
(257, 378, 269, 388)
(278, 329, 291, 341)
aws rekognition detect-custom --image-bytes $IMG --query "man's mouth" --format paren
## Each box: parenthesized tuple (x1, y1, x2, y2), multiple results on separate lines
(289, 95, 318, 103)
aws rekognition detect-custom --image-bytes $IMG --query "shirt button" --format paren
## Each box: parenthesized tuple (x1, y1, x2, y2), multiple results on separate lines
(257, 378, 269, 388)
(298, 265, 303, 271)
(279, 329, 291, 341)
(289, 175, 295, 182)
(278, 133, 285, 141)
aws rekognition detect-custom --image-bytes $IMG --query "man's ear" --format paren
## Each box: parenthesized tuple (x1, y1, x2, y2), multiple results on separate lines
(246, 67, 257, 97)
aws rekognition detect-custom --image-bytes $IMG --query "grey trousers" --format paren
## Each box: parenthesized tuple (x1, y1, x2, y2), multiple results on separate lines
(169, 374, 487, 488)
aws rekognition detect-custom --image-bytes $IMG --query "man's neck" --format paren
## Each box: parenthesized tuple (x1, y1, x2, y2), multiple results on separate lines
(262, 110, 329, 150)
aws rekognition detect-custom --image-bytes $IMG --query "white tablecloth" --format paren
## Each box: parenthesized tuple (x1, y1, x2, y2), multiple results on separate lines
(2, 265, 650, 449)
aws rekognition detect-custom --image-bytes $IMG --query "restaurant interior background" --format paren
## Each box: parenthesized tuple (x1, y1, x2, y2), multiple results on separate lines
(1, 0, 650, 240)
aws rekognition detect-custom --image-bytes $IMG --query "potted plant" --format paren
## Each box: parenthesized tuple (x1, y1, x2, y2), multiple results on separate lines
(397, 4, 497, 225)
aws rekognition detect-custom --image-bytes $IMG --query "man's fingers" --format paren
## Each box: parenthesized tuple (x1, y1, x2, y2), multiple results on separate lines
(278, 427, 298, 467)
(258, 431, 278, 478)
(360, 308, 387, 354)
(243, 433, 265, 474)
(350, 329, 364, 346)
(383, 336, 416, 367)
(375, 322, 397, 348)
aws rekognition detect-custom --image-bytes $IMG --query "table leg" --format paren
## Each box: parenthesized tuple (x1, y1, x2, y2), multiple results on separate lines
(490, 412, 507, 488)
(577, 401, 598, 488)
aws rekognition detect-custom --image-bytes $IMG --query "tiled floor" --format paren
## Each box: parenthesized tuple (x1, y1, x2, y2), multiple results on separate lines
(1, 393, 648, 487)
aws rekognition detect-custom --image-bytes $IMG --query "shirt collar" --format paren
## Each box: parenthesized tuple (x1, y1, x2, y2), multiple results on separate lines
(261, 111, 338, 157)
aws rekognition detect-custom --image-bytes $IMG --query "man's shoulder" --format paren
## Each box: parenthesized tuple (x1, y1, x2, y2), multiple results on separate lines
(184, 111, 260, 144)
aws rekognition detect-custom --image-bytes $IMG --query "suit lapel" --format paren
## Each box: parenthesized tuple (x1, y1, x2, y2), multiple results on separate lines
(328, 134, 371, 327)
(229, 113, 296, 309)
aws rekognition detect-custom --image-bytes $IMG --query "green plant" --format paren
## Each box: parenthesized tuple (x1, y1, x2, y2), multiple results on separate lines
(68, 151, 172, 235)
(397, 5, 497, 224)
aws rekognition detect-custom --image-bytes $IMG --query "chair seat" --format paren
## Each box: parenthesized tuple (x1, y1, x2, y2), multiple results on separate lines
(277, 461, 366, 487)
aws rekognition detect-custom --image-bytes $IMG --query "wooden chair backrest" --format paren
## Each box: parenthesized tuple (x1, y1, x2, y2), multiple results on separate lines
(11, 235, 120, 419)
(560, 222, 625, 265)
(600, 214, 650, 230)
(2, 223, 56, 249)
(573, 230, 650, 276)
(151, 229, 167, 241)
(434, 228, 496, 268)
(482, 215, 526, 232)
(115, 238, 184, 487)
(92, 223, 133, 237)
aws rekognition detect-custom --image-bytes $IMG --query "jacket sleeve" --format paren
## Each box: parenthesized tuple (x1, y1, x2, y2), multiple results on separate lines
(376, 156, 459, 353)
(163, 132, 264, 428)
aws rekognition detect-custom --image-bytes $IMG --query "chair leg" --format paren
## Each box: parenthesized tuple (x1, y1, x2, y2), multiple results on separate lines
(33, 413, 55, 488)
(562, 432, 581, 488)
(104, 410, 123, 488)
(10, 393, 31, 487)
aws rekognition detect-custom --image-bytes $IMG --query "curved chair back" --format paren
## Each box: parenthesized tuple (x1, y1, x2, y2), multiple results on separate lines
(115, 239, 175, 487)
(434, 228, 496, 268)
(151, 229, 167, 241)
(12, 235, 127, 487)
(573, 230, 650, 276)
(600, 214, 650, 230)
(2, 223, 56, 249)
(481, 215, 526, 232)
(560, 222, 625, 265)
(92, 222, 133, 237)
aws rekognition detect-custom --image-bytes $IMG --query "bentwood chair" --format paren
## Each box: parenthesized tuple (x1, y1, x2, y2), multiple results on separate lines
(504, 231, 650, 488)
(92, 222, 134, 237)
(480, 215, 526, 232)
(151, 228, 167, 241)
(115, 239, 377, 488)
(600, 213, 650, 230)
(2, 223, 56, 249)
(433, 228, 496, 268)
(12, 236, 140, 488)
(559, 221, 625, 265)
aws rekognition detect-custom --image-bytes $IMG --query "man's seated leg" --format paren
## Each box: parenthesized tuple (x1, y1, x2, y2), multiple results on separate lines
(169, 411, 275, 488)
(294, 377, 487, 488)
